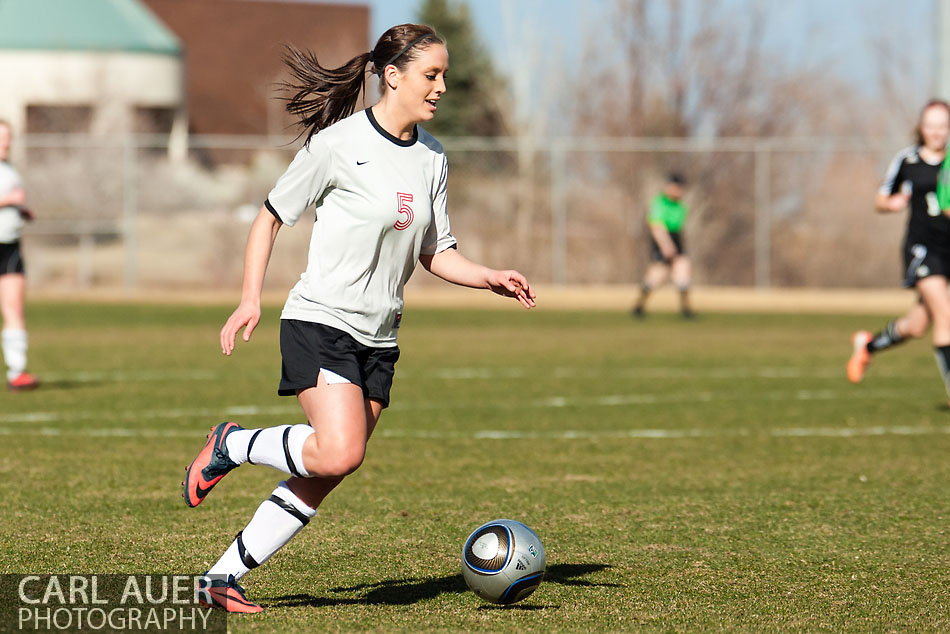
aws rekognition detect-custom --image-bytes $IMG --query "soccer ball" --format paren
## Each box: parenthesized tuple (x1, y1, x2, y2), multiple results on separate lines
(461, 519, 545, 604)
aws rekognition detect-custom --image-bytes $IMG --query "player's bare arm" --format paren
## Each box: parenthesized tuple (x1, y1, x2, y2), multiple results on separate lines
(0, 186, 25, 208)
(875, 191, 910, 213)
(649, 223, 678, 260)
(420, 248, 536, 309)
(220, 206, 282, 355)
(0, 187, 33, 221)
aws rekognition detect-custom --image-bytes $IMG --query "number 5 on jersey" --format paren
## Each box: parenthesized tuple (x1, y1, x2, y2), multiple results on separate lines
(395, 192, 414, 230)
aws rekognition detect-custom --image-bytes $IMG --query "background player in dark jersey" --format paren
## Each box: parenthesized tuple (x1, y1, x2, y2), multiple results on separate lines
(848, 100, 950, 401)
(633, 172, 693, 318)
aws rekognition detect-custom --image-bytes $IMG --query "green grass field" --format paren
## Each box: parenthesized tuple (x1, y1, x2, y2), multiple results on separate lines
(2, 302, 949, 632)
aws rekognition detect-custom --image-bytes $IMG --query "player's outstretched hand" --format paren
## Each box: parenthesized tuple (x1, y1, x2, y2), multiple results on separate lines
(487, 270, 536, 309)
(887, 192, 911, 212)
(17, 207, 34, 222)
(220, 301, 261, 356)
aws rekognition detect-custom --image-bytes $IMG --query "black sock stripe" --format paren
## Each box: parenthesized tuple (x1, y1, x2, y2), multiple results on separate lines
(235, 531, 260, 569)
(267, 495, 311, 526)
(282, 426, 305, 478)
(887, 321, 903, 344)
(245, 429, 263, 465)
(870, 320, 906, 353)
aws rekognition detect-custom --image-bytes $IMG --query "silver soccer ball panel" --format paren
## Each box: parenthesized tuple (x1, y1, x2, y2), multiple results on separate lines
(461, 519, 546, 604)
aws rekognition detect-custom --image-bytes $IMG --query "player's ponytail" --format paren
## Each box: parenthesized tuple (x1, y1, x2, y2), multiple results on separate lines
(281, 46, 372, 144)
(282, 24, 443, 144)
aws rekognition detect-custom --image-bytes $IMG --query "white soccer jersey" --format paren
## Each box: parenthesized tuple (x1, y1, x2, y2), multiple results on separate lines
(0, 161, 25, 244)
(266, 108, 456, 347)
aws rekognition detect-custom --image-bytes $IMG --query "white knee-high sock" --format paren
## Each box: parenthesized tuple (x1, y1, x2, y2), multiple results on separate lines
(206, 481, 317, 581)
(225, 424, 313, 477)
(2, 329, 27, 380)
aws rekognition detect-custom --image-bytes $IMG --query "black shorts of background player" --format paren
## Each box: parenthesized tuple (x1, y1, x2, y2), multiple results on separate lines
(648, 231, 685, 263)
(633, 173, 693, 318)
(848, 99, 950, 402)
(179, 24, 536, 614)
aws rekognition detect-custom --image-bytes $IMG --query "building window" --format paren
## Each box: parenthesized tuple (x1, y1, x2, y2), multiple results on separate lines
(26, 105, 93, 133)
(134, 106, 176, 134)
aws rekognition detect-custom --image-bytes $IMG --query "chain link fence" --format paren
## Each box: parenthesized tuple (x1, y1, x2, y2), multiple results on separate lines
(16, 133, 901, 292)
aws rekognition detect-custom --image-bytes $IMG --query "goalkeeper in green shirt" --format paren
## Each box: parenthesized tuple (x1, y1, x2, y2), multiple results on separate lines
(633, 173, 693, 318)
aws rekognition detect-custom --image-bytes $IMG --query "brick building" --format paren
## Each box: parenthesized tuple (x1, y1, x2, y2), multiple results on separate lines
(142, 0, 370, 137)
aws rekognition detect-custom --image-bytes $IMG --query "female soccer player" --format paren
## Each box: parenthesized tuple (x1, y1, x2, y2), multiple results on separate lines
(182, 24, 535, 613)
(632, 172, 693, 318)
(0, 120, 38, 391)
(848, 99, 950, 400)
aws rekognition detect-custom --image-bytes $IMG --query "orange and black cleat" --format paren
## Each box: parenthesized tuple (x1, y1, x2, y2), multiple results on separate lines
(847, 330, 872, 384)
(7, 372, 39, 392)
(197, 575, 262, 614)
(182, 422, 241, 507)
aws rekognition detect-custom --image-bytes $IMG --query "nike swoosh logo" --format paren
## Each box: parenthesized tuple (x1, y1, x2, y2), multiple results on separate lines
(194, 479, 213, 499)
(356, 160, 369, 166)
(216, 589, 258, 608)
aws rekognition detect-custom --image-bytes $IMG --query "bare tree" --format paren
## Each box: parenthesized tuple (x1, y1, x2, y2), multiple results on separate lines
(560, 0, 893, 286)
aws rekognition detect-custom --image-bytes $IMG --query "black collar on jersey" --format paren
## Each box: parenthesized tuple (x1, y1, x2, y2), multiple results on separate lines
(365, 107, 418, 147)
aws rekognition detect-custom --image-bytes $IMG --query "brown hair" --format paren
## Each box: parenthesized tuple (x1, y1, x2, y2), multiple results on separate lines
(914, 99, 950, 146)
(282, 24, 443, 143)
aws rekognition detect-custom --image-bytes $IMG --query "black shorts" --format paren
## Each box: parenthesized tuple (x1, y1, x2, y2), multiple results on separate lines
(649, 231, 684, 262)
(902, 242, 950, 287)
(278, 320, 400, 407)
(0, 241, 25, 276)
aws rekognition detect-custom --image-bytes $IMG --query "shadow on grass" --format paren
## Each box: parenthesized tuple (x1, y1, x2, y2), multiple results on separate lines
(266, 563, 615, 608)
(29, 379, 100, 391)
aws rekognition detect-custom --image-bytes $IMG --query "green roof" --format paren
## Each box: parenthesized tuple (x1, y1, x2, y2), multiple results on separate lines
(0, 0, 180, 54)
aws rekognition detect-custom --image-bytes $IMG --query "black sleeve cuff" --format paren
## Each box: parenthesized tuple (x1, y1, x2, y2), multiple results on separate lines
(264, 199, 283, 224)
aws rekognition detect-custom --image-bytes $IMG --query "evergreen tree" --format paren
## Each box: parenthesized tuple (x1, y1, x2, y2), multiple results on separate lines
(416, 0, 506, 137)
